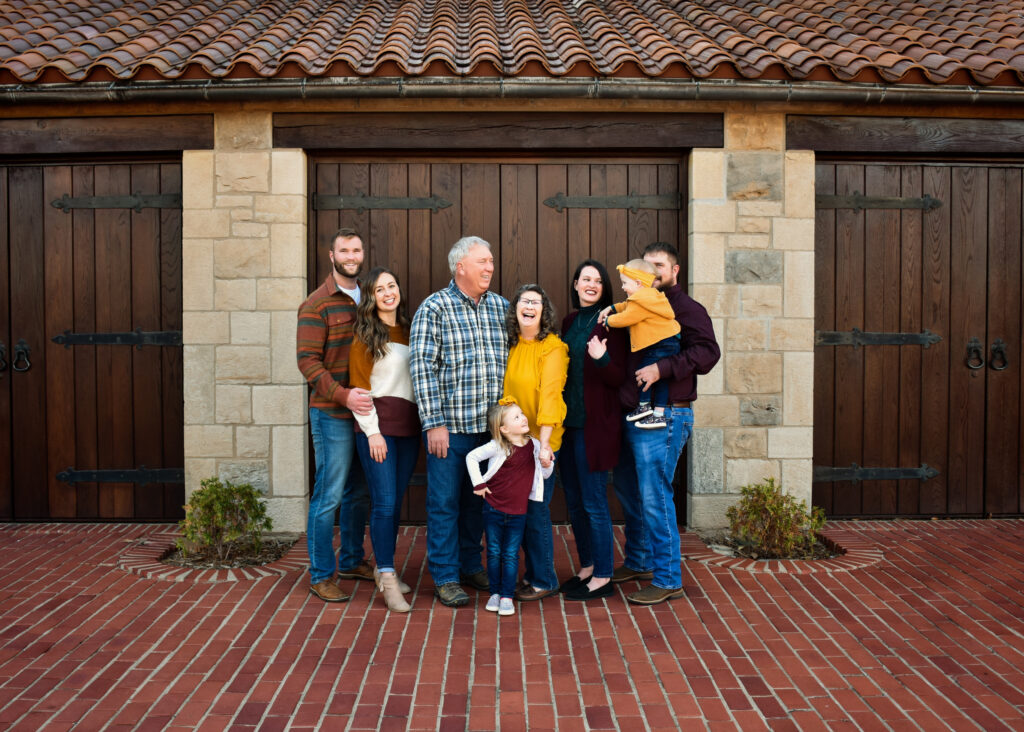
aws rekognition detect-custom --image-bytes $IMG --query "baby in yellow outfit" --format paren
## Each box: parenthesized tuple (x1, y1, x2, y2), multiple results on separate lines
(599, 259, 681, 429)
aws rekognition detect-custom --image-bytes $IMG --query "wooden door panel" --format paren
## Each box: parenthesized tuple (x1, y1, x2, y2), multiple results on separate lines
(0, 169, 11, 519)
(812, 164, 837, 515)
(309, 155, 685, 523)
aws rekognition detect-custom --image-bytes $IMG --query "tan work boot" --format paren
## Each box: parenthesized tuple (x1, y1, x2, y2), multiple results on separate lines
(377, 571, 411, 613)
(310, 579, 349, 603)
(374, 567, 411, 594)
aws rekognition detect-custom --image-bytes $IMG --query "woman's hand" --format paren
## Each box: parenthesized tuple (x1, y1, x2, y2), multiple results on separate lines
(367, 434, 388, 463)
(587, 335, 607, 360)
(539, 443, 554, 468)
(597, 306, 612, 325)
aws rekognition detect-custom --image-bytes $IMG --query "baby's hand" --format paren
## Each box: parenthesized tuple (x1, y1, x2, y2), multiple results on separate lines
(597, 306, 612, 325)
(473, 485, 491, 497)
(539, 448, 554, 468)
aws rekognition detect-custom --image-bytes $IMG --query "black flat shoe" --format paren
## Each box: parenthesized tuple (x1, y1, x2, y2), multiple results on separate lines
(564, 582, 615, 601)
(558, 575, 592, 594)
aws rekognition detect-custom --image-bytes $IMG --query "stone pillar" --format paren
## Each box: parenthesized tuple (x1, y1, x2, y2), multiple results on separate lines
(686, 111, 815, 528)
(182, 111, 309, 531)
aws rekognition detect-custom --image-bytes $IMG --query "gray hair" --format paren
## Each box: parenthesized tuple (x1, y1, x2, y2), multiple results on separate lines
(448, 236, 492, 276)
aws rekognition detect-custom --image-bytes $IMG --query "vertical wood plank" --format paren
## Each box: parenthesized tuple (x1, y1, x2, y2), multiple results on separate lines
(459, 163, 499, 291)
(657, 162, 684, 281)
(43, 166, 77, 519)
(537, 164, 568, 321)
(430, 163, 461, 293)
(94, 164, 134, 518)
(9, 166, 48, 519)
(72, 165, 99, 518)
(897, 165, 924, 515)
(985, 168, 1022, 515)
(919, 165, 951, 516)
(812, 163, 836, 515)
(160, 162, 185, 519)
(832, 164, 866, 516)
(406, 163, 432, 311)
(0, 168, 11, 519)
(589, 165, 610, 286)
(566, 164, 591, 278)
(627, 164, 657, 260)
(605, 165, 629, 290)
(948, 166, 987, 515)
(312, 162, 339, 290)
(501, 164, 537, 296)
(130, 163, 164, 519)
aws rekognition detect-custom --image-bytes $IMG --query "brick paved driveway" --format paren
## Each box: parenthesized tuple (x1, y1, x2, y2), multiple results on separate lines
(1, 520, 1022, 730)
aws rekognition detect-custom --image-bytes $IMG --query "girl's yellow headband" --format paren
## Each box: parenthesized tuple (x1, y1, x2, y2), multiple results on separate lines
(617, 264, 655, 288)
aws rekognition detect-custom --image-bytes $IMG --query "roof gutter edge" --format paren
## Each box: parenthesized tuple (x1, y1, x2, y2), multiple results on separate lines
(2, 77, 1022, 106)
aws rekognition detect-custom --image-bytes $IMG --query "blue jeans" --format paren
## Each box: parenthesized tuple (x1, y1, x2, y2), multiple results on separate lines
(355, 433, 420, 573)
(307, 408, 369, 584)
(521, 451, 559, 591)
(337, 456, 370, 572)
(637, 336, 681, 408)
(424, 431, 488, 585)
(560, 428, 614, 578)
(483, 504, 527, 598)
(612, 424, 652, 573)
(624, 407, 693, 589)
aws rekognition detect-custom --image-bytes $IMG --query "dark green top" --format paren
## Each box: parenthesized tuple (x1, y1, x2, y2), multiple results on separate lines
(562, 305, 608, 429)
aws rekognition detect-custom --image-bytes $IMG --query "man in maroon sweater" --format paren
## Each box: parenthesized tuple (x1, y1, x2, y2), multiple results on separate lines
(614, 242, 721, 605)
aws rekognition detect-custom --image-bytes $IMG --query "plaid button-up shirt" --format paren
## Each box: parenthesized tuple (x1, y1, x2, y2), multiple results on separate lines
(410, 281, 509, 434)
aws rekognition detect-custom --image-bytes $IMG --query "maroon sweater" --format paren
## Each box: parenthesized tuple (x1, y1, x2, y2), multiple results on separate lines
(481, 443, 535, 516)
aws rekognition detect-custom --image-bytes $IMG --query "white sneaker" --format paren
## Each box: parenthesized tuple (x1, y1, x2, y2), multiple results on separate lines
(485, 594, 501, 612)
(498, 597, 515, 616)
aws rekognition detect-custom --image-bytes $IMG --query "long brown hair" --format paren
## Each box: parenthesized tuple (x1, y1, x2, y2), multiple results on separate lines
(355, 267, 409, 361)
(505, 284, 557, 347)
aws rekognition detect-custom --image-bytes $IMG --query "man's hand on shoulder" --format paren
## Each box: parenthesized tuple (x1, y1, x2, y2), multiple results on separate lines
(345, 387, 373, 415)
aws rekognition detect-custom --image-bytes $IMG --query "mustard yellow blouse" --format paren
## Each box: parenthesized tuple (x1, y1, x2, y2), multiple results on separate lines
(503, 333, 569, 453)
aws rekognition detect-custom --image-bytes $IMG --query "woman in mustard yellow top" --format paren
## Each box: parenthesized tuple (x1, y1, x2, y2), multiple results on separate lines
(502, 284, 568, 600)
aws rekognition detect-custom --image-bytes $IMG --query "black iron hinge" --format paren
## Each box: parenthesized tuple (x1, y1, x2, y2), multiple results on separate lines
(816, 191, 941, 212)
(814, 464, 940, 484)
(57, 467, 185, 486)
(815, 328, 942, 349)
(51, 192, 182, 213)
(52, 329, 182, 349)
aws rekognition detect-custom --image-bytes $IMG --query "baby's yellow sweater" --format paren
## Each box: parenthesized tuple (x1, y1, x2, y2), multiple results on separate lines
(607, 287, 681, 352)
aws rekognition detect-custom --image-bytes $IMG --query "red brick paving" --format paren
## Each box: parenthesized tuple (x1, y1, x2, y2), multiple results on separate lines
(1, 520, 1023, 730)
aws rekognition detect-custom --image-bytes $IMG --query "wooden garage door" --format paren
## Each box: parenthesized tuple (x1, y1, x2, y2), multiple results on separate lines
(0, 162, 184, 521)
(814, 162, 1024, 518)
(309, 155, 686, 522)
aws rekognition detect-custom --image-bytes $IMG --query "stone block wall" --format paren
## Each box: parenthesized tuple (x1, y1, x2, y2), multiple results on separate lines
(182, 111, 309, 531)
(686, 111, 815, 528)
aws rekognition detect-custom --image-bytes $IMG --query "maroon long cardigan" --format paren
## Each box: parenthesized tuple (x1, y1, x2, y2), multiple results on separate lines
(561, 311, 629, 473)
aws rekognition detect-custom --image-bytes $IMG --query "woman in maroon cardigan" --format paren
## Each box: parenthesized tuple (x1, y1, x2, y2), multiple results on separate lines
(558, 260, 628, 601)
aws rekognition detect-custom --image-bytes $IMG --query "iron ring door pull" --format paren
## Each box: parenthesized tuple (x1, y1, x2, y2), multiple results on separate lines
(965, 337, 985, 370)
(12, 339, 30, 372)
(990, 339, 1009, 371)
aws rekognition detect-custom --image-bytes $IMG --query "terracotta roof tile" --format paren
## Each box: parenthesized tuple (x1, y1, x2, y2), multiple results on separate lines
(0, 0, 1022, 86)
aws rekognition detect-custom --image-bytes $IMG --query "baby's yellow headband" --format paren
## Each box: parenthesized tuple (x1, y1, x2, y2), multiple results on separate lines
(617, 264, 656, 288)
(498, 396, 518, 407)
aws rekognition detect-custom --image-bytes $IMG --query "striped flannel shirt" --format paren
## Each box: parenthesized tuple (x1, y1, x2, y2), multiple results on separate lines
(296, 275, 358, 419)
(410, 281, 509, 434)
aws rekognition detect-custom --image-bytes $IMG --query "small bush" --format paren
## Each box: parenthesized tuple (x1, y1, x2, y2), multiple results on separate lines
(726, 477, 825, 559)
(177, 477, 273, 562)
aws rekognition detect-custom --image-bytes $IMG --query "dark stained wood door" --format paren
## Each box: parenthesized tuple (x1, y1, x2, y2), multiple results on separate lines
(309, 155, 687, 522)
(814, 162, 1024, 518)
(0, 162, 184, 521)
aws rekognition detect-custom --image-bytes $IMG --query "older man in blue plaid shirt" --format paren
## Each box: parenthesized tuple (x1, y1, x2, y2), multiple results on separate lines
(410, 236, 509, 607)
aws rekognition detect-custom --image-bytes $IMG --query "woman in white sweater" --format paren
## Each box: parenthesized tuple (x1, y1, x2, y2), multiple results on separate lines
(351, 267, 421, 612)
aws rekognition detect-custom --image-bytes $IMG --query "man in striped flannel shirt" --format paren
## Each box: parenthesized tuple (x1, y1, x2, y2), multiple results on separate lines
(410, 236, 510, 607)
(297, 228, 375, 603)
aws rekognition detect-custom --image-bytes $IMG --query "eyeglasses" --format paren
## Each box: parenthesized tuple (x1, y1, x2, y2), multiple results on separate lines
(519, 298, 543, 307)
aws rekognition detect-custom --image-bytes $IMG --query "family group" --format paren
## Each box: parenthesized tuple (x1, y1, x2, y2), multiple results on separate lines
(295, 229, 720, 615)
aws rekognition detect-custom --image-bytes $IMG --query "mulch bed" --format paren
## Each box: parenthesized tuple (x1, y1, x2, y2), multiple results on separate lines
(694, 529, 840, 561)
(160, 535, 300, 570)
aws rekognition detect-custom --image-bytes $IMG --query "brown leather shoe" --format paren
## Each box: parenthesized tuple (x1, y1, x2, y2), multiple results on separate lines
(514, 585, 559, 602)
(625, 584, 685, 606)
(337, 559, 374, 582)
(610, 565, 654, 583)
(310, 579, 350, 603)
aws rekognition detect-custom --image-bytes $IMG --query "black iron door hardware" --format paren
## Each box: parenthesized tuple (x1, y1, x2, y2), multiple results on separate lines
(965, 338, 985, 369)
(815, 328, 941, 349)
(990, 339, 1009, 371)
(51, 192, 182, 213)
(56, 466, 185, 486)
(0, 341, 6, 374)
(11, 339, 30, 372)
(814, 463, 940, 483)
(543, 192, 681, 213)
(52, 328, 182, 349)
(312, 193, 452, 213)
(815, 191, 942, 212)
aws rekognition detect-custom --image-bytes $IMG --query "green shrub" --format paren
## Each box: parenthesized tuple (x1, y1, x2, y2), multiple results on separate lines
(725, 477, 825, 559)
(177, 477, 273, 562)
